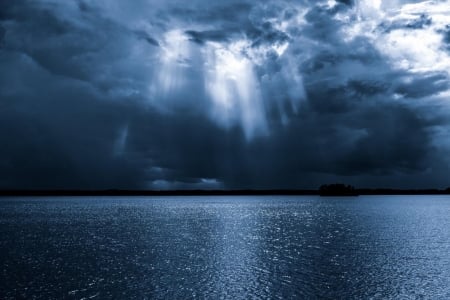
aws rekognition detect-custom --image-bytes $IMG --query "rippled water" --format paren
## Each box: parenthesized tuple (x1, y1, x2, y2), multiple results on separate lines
(1, 196, 450, 299)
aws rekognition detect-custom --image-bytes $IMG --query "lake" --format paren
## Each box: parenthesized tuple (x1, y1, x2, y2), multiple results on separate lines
(1, 196, 449, 299)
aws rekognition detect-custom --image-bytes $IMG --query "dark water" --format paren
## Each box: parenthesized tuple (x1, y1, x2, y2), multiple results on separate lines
(1, 196, 450, 299)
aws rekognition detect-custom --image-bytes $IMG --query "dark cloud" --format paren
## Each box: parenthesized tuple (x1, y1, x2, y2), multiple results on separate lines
(0, 53, 145, 189)
(446, 25, 450, 42)
(170, 2, 254, 31)
(393, 72, 449, 99)
(380, 13, 432, 32)
(134, 30, 160, 47)
(0, 0, 449, 190)
(185, 30, 230, 44)
(336, 0, 354, 6)
(0, 25, 4, 47)
(443, 24, 450, 51)
(1, 3, 134, 83)
(303, 5, 342, 42)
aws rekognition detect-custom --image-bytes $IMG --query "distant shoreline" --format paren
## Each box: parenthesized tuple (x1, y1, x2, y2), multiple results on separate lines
(0, 189, 449, 197)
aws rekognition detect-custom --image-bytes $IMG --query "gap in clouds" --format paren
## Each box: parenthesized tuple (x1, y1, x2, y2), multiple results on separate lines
(152, 28, 301, 139)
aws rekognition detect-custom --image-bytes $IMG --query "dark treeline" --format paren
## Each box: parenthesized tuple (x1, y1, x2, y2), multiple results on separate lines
(0, 186, 450, 197)
(0, 189, 317, 197)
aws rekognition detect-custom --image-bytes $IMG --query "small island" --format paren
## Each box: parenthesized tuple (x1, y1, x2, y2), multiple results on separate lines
(319, 184, 359, 197)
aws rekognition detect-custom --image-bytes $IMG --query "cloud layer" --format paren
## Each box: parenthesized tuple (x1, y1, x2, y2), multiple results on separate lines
(1, 0, 450, 189)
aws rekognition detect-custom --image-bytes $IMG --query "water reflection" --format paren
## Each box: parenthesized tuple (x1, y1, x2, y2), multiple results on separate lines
(211, 202, 261, 298)
(1, 196, 450, 299)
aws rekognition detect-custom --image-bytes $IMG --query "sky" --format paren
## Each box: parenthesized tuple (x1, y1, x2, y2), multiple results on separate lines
(1, 0, 450, 190)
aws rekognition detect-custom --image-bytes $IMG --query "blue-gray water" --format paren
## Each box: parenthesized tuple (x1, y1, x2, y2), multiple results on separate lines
(1, 196, 450, 299)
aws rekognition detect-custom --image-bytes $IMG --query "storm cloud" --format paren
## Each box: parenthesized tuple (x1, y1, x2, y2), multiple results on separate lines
(1, 0, 449, 189)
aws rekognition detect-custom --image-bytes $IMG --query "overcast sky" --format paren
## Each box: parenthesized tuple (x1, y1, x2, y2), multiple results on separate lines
(1, 0, 450, 190)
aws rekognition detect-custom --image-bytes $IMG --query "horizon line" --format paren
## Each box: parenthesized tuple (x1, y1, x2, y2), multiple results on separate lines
(1, 188, 450, 197)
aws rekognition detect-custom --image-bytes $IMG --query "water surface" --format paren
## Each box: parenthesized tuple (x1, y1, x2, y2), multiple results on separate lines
(1, 196, 449, 299)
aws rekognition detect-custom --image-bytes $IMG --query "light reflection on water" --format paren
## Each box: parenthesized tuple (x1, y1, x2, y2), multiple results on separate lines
(1, 196, 450, 299)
